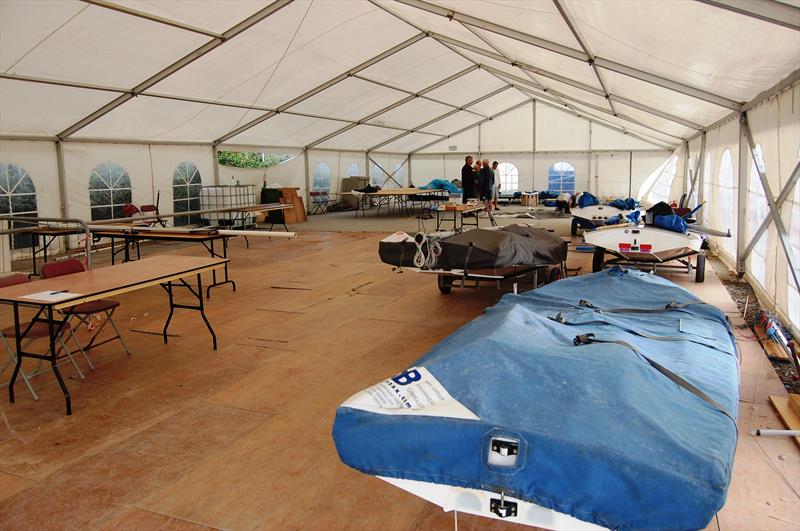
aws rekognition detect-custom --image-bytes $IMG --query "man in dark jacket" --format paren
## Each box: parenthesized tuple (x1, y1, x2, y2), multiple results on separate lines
(461, 155, 475, 203)
(479, 158, 494, 211)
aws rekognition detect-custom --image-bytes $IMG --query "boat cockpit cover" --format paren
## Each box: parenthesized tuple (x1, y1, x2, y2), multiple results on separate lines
(333, 268, 739, 531)
(437, 225, 567, 270)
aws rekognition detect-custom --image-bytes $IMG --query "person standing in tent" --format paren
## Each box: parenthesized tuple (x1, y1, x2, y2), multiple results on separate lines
(491, 161, 500, 211)
(461, 155, 475, 203)
(480, 158, 495, 213)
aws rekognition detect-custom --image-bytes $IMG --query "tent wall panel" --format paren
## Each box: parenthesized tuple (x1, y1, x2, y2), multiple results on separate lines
(743, 83, 800, 333)
(535, 104, 589, 152)
(480, 103, 534, 153)
(149, 144, 215, 215)
(631, 151, 675, 202)
(0, 140, 61, 269)
(369, 154, 408, 188)
(534, 152, 589, 192)
(592, 152, 631, 198)
(703, 119, 741, 265)
(590, 123, 663, 151)
(62, 142, 154, 222)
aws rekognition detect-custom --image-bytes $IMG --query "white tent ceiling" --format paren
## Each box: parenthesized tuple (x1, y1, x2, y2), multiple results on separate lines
(0, 0, 798, 153)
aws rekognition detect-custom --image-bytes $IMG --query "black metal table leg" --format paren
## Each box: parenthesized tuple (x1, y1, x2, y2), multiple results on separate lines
(204, 238, 236, 297)
(160, 273, 218, 350)
(45, 306, 71, 415)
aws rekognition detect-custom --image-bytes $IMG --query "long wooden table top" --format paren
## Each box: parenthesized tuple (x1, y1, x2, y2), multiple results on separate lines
(433, 203, 485, 213)
(91, 227, 230, 241)
(0, 255, 227, 309)
(365, 188, 447, 196)
(231, 203, 292, 213)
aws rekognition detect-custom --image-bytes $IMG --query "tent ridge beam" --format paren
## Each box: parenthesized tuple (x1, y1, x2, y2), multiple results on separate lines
(491, 67, 684, 140)
(551, 0, 618, 115)
(693, 0, 800, 31)
(0, 73, 128, 94)
(396, 0, 742, 110)
(351, 74, 488, 117)
(435, 34, 704, 129)
(433, 32, 604, 97)
(58, 0, 295, 139)
(303, 64, 475, 150)
(214, 32, 426, 145)
(79, 0, 222, 38)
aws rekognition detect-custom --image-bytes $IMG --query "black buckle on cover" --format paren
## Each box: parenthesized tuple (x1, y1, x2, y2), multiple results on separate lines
(573, 333, 595, 346)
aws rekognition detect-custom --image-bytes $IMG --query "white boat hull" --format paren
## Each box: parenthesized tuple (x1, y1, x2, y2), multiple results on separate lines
(584, 224, 702, 262)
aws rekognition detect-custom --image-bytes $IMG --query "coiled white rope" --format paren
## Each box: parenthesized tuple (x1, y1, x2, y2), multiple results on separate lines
(412, 231, 454, 269)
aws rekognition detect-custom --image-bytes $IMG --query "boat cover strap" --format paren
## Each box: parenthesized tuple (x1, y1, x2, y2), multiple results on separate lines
(578, 299, 706, 313)
(573, 333, 737, 428)
(550, 313, 735, 357)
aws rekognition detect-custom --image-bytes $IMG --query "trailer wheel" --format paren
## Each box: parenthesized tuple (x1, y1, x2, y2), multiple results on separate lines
(592, 247, 605, 273)
(694, 254, 706, 283)
(437, 275, 453, 294)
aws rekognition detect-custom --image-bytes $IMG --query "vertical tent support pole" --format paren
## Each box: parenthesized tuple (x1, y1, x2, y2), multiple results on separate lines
(588, 122, 593, 194)
(736, 113, 750, 276)
(628, 151, 633, 198)
(682, 140, 691, 204)
(303, 149, 310, 212)
(688, 132, 706, 208)
(531, 99, 536, 191)
(365, 151, 370, 183)
(406, 154, 412, 186)
(477, 123, 482, 158)
(55, 140, 68, 219)
(212, 144, 220, 186)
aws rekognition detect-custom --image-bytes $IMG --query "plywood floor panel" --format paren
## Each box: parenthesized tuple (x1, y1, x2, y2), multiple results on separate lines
(0, 231, 796, 531)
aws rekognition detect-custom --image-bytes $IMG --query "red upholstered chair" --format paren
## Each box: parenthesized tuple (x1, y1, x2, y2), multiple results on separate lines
(40, 259, 131, 360)
(0, 273, 86, 400)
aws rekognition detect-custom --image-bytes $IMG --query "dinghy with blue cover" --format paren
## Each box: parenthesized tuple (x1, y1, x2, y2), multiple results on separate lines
(333, 268, 739, 530)
(571, 193, 641, 235)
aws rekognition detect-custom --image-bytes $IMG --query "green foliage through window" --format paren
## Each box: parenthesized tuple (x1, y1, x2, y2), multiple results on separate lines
(218, 151, 294, 168)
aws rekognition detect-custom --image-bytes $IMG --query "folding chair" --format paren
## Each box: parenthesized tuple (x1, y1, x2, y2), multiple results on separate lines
(41, 260, 131, 361)
(309, 191, 336, 214)
(140, 191, 167, 227)
(0, 273, 87, 400)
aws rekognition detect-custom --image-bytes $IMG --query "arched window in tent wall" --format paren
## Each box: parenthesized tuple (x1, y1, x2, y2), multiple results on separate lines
(0, 163, 38, 249)
(313, 162, 331, 191)
(717, 149, 736, 257)
(346, 162, 360, 177)
(173, 161, 202, 226)
(498, 162, 519, 193)
(746, 145, 768, 288)
(370, 162, 382, 186)
(548, 162, 575, 193)
(89, 162, 132, 221)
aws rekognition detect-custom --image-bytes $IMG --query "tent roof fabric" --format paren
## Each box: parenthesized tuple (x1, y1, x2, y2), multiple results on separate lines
(0, 0, 798, 153)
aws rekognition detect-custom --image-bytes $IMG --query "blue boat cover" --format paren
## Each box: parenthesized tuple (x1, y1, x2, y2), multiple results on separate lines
(578, 192, 599, 208)
(333, 268, 739, 531)
(654, 214, 689, 233)
(419, 179, 461, 193)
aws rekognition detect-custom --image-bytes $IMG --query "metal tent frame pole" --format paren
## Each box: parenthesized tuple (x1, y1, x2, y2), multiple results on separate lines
(58, 0, 295, 139)
(214, 33, 426, 145)
(694, 0, 800, 31)
(736, 114, 800, 296)
(393, 0, 742, 110)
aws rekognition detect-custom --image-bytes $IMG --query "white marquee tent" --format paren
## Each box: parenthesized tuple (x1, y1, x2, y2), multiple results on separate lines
(0, 0, 799, 331)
